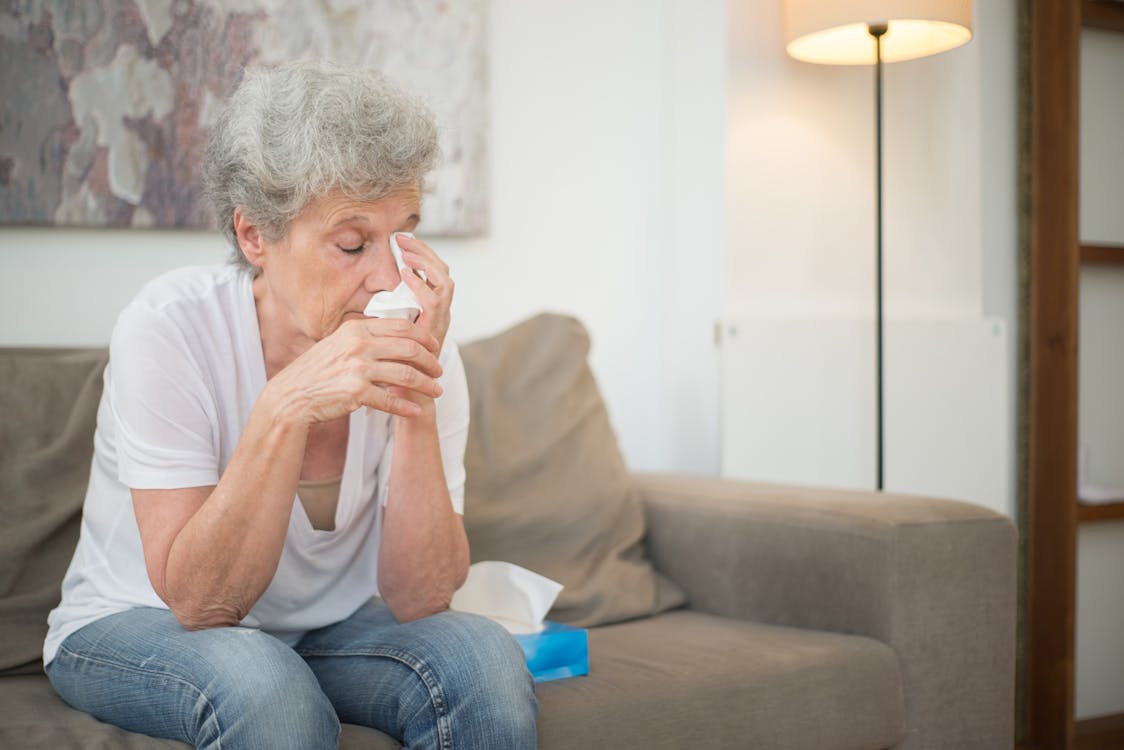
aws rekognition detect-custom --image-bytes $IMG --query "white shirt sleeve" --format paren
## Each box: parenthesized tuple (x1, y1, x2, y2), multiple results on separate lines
(109, 302, 220, 490)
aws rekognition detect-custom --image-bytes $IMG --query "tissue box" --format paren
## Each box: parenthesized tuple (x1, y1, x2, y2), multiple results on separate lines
(513, 621, 589, 682)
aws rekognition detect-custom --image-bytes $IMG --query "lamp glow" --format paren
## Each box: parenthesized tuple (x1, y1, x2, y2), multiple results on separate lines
(784, 1, 972, 65)
(786, 20, 971, 65)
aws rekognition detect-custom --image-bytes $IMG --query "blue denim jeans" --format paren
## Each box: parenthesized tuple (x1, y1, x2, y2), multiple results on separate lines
(46, 600, 538, 749)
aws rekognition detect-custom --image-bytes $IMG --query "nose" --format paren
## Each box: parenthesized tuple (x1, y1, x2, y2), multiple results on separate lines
(363, 237, 403, 293)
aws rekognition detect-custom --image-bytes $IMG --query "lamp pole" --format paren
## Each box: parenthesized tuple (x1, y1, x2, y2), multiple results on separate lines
(868, 22, 887, 492)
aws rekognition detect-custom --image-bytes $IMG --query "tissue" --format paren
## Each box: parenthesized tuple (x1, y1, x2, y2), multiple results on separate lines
(450, 561, 564, 635)
(363, 232, 423, 322)
(452, 561, 589, 682)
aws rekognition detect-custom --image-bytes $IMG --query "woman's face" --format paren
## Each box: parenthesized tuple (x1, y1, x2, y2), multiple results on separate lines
(253, 187, 421, 342)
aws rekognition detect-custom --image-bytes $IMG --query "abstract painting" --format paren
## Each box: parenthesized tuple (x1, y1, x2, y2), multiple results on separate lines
(0, 0, 488, 235)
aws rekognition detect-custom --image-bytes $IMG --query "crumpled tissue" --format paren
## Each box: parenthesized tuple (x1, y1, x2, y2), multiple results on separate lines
(363, 232, 423, 322)
(450, 561, 564, 634)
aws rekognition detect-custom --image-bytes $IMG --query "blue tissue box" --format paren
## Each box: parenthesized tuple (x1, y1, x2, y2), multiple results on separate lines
(514, 621, 589, 682)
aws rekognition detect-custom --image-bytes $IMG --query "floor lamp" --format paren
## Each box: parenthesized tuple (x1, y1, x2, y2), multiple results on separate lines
(782, 0, 973, 490)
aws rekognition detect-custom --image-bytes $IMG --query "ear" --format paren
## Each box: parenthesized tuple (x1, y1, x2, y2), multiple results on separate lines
(233, 208, 267, 270)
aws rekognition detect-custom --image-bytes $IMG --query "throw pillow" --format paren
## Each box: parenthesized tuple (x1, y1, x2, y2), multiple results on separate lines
(0, 348, 106, 674)
(459, 313, 684, 627)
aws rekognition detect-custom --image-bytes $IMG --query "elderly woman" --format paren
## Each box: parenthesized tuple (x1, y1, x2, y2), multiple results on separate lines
(42, 60, 537, 749)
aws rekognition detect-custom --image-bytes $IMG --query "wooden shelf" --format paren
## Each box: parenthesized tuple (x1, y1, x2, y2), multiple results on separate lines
(1084, 0, 1124, 32)
(1081, 243, 1124, 264)
(1077, 501, 1124, 523)
(1076, 711, 1124, 750)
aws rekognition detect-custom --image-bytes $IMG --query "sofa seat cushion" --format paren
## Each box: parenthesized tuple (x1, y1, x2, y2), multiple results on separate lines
(2, 610, 904, 750)
(536, 610, 906, 750)
(0, 674, 188, 750)
(0, 674, 401, 750)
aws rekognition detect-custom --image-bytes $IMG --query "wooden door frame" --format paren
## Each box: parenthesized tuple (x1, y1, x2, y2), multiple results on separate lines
(1019, 0, 1080, 747)
(1021, 1, 1124, 748)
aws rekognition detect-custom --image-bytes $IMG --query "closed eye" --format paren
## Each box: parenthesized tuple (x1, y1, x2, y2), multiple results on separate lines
(339, 243, 366, 255)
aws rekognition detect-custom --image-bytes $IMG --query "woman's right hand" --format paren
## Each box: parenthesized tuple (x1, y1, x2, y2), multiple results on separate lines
(262, 317, 444, 426)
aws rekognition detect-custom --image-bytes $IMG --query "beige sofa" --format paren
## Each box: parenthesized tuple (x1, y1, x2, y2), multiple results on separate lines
(0, 313, 1016, 749)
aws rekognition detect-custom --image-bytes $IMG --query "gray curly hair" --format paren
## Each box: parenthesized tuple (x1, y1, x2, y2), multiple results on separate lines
(203, 59, 440, 271)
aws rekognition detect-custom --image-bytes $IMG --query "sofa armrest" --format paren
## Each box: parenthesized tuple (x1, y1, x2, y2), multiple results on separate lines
(636, 472, 1016, 750)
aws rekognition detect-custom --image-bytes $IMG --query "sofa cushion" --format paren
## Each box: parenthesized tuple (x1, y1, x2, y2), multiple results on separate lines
(459, 314, 684, 627)
(0, 675, 398, 750)
(0, 349, 108, 674)
(537, 610, 906, 750)
(0, 675, 190, 749)
(2, 610, 906, 750)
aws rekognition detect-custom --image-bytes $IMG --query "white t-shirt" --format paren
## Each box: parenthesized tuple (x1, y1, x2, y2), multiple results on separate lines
(44, 264, 469, 665)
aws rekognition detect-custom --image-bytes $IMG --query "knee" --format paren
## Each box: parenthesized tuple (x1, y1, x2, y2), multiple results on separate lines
(454, 614, 534, 688)
(217, 667, 337, 728)
(195, 631, 340, 748)
(439, 614, 538, 740)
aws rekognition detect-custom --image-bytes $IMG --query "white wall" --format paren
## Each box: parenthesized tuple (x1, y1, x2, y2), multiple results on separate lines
(1077, 263, 1124, 720)
(977, 0, 1020, 520)
(722, 0, 1018, 517)
(1080, 30, 1124, 247)
(0, 0, 728, 475)
(1075, 26, 1124, 722)
(720, 317, 1009, 514)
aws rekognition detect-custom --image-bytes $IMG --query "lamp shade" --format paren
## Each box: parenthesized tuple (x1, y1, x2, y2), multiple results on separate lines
(784, 0, 972, 65)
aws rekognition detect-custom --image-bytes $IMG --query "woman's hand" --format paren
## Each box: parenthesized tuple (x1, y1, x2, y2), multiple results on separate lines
(396, 234, 454, 352)
(263, 317, 443, 425)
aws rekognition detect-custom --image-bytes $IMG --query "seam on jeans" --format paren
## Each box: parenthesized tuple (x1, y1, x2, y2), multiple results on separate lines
(55, 643, 224, 747)
(297, 646, 452, 749)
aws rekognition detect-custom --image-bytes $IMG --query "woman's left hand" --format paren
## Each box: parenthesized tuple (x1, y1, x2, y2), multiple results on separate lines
(396, 234, 454, 351)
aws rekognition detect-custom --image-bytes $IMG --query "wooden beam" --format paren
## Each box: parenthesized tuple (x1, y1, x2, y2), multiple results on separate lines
(1080, 243, 1124, 264)
(1076, 712, 1124, 750)
(1083, 0, 1124, 32)
(1077, 502, 1124, 523)
(1025, 0, 1081, 746)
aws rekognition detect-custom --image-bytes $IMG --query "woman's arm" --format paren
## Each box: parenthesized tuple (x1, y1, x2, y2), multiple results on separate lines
(132, 318, 444, 630)
(375, 234, 470, 622)
(376, 403, 471, 622)
(132, 395, 307, 629)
